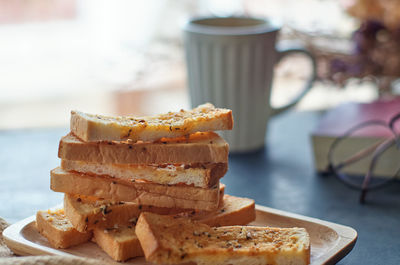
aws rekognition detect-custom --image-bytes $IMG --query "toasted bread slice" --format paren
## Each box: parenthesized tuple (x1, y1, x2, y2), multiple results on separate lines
(61, 160, 227, 188)
(91, 194, 254, 262)
(70, 103, 233, 142)
(36, 209, 92, 249)
(58, 132, 229, 165)
(63, 194, 191, 232)
(93, 225, 143, 262)
(63, 189, 254, 234)
(51, 167, 220, 211)
(51, 167, 220, 202)
(136, 213, 310, 265)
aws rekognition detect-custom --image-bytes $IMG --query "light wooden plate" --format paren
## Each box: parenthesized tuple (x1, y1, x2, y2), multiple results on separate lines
(3, 204, 357, 265)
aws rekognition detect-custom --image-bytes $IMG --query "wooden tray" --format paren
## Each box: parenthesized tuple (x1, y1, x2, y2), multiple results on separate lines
(3, 204, 357, 265)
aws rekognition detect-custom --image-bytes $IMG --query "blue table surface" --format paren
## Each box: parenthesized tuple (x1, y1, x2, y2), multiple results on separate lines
(0, 110, 399, 265)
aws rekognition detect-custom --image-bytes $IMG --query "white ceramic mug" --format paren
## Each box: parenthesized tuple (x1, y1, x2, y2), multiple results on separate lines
(184, 16, 317, 153)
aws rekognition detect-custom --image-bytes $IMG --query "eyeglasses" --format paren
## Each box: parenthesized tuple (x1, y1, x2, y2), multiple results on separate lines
(327, 112, 400, 203)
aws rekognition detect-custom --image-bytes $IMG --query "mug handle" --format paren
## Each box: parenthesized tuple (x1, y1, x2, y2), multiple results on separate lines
(270, 43, 317, 116)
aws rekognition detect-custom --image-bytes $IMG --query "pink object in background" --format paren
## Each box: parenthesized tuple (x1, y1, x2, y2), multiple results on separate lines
(312, 97, 400, 176)
(313, 97, 400, 138)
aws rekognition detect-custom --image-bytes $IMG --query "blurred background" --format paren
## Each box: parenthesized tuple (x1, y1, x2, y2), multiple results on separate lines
(2, 0, 394, 130)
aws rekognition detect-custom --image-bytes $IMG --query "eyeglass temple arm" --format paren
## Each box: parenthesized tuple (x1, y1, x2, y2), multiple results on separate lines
(327, 120, 389, 171)
(360, 137, 397, 203)
(334, 140, 384, 170)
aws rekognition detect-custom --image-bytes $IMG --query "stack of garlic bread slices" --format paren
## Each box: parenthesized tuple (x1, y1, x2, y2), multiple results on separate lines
(36, 103, 310, 264)
(51, 103, 233, 211)
(37, 104, 260, 262)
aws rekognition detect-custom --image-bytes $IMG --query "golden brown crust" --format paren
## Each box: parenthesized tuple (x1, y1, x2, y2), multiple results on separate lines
(64, 186, 228, 233)
(58, 132, 229, 165)
(51, 168, 220, 211)
(60, 160, 227, 188)
(70, 103, 233, 142)
(52, 167, 220, 201)
(93, 226, 144, 261)
(36, 210, 92, 249)
(136, 213, 310, 265)
(208, 163, 228, 187)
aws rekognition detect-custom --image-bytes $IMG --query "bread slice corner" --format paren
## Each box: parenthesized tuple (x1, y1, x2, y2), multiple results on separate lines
(93, 225, 143, 261)
(183, 194, 256, 227)
(36, 209, 92, 249)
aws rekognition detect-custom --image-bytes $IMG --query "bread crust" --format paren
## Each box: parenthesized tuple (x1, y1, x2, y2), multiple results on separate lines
(92, 193, 255, 262)
(93, 226, 144, 261)
(63, 188, 255, 234)
(136, 212, 310, 265)
(63, 194, 192, 232)
(36, 210, 92, 249)
(58, 132, 229, 165)
(51, 167, 220, 211)
(70, 103, 233, 142)
(61, 160, 227, 188)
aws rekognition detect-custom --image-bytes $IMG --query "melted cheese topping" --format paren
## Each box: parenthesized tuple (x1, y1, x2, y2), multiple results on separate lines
(84, 103, 231, 134)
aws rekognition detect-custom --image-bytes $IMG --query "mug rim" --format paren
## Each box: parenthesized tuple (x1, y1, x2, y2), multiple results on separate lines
(184, 16, 281, 36)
